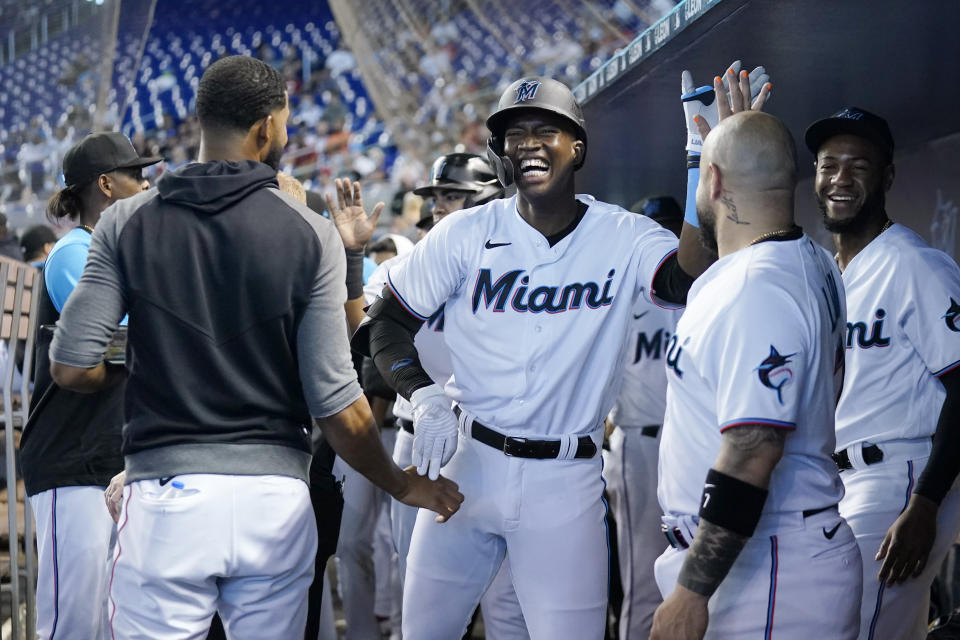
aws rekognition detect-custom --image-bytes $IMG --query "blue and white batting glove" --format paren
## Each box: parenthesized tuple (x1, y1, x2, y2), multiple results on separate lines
(410, 384, 459, 481)
(681, 60, 769, 155)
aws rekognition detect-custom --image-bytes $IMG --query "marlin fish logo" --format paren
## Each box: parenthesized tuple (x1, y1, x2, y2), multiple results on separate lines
(514, 80, 541, 103)
(756, 346, 796, 405)
(944, 298, 960, 333)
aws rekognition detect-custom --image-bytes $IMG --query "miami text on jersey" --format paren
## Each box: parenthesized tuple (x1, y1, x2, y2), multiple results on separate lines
(471, 268, 616, 314)
(846, 308, 890, 349)
(634, 328, 671, 363)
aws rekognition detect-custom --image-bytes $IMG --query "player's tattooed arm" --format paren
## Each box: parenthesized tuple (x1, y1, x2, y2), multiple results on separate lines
(678, 425, 786, 596)
(678, 520, 749, 596)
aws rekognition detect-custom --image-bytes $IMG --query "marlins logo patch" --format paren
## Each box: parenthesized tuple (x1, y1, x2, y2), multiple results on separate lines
(756, 346, 796, 405)
(514, 80, 541, 104)
(944, 298, 960, 333)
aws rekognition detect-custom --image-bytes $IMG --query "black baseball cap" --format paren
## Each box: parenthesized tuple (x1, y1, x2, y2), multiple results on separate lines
(804, 107, 895, 158)
(62, 132, 162, 189)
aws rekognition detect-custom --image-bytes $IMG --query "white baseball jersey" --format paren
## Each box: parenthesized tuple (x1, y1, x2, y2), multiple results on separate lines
(659, 234, 847, 517)
(835, 223, 960, 450)
(609, 300, 683, 427)
(366, 255, 451, 422)
(386, 193, 680, 436)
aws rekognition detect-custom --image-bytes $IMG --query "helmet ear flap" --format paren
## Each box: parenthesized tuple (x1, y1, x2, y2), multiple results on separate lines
(486, 136, 514, 187)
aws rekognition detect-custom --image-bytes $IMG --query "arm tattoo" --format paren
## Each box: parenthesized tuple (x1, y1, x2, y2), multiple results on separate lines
(723, 424, 787, 452)
(677, 519, 749, 597)
(721, 190, 749, 225)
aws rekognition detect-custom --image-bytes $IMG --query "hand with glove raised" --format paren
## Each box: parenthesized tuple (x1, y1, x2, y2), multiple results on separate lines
(410, 384, 460, 480)
(682, 60, 772, 155)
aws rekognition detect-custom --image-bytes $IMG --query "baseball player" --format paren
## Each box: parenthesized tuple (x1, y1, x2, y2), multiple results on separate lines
(353, 74, 724, 638)
(48, 55, 461, 638)
(19, 132, 158, 640)
(806, 107, 960, 639)
(651, 110, 861, 640)
(365, 152, 529, 638)
(602, 195, 684, 640)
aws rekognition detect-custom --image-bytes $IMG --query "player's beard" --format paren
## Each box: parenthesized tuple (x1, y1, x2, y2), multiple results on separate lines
(817, 185, 886, 235)
(262, 139, 284, 171)
(697, 206, 718, 254)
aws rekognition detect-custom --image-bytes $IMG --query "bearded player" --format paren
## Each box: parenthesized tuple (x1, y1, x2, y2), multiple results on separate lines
(807, 107, 960, 639)
(651, 109, 861, 640)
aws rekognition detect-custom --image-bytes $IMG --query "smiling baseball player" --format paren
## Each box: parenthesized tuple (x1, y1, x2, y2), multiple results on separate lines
(353, 73, 725, 638)
(651, 110, 861, 640)
(807, 107, 960, 639)
(363, 152, 530, 639)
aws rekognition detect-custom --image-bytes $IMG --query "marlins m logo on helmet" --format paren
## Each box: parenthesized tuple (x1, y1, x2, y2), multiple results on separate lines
(514, 80, 541, 104)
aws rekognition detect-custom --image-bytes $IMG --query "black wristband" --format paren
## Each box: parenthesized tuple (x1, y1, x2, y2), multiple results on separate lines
(699, 469, 768, 537)
(686, 153, 701, 169)
(345, 249, 364, 300)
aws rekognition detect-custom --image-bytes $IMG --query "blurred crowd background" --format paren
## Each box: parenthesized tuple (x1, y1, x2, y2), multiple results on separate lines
(0, 0, 678, 255)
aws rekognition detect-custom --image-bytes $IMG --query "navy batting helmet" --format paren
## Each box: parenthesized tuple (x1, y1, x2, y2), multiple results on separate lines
(485, 76, 587, 187)
(412, 153, 503, 208)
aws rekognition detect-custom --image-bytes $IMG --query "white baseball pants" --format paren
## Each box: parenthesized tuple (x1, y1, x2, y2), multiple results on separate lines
(30, 486, 117, 640)
(602, 425, 664, 640)
(108, 474, 316, 639)
(655, 508, 862, 639)
(392, 425, 529, 639)
(402, 429, 607, 640)
(334, 427, 398, 639)
(838, 443, 960, 640)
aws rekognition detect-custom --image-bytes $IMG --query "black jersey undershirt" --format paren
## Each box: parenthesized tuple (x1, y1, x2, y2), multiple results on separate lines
(544, 201, 588, 247)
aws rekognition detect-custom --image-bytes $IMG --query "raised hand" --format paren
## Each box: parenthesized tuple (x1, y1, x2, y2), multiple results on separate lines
(691, 61, 772, 143)
(682, 60, 772, 149)
(325, 178, 385, 250)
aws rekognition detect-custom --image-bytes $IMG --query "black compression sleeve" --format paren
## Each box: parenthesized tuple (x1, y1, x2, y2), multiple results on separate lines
(651, 252, 695, 306)
(365, 289, 434, 401)
(915, 368, 960, 504)
(345, 249, 365, 300)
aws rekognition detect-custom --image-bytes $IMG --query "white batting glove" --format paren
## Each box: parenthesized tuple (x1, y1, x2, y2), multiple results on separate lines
(410, 384, 459, 481)
(681, 60, 769, 154)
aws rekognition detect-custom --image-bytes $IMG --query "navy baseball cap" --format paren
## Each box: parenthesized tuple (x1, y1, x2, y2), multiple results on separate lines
(63, 132, 161, 189)
(804, 107, 895, 158)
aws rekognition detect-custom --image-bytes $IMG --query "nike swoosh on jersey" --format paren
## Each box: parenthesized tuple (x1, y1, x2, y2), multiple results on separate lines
(633, 311, 649, 320)
(823, 523, 841, 539)
(484, 240, 512, 249)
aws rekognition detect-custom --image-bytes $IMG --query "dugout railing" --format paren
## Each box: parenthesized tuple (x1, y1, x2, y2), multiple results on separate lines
(0, 256, 39, 640)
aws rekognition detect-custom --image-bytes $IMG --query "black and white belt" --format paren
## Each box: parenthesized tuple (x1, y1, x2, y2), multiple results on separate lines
(832, 444, 884, 471)
(453, 406, 597, 460)
(397, 418, 414, 435)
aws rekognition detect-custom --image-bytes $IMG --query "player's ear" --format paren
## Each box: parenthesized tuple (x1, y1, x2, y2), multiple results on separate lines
(572, 140, 585, 166)
(97, 173, 112, 199)
(882, 163, 895, 192)
(255, 115, 272, 151)
(708, 162, 723, 200)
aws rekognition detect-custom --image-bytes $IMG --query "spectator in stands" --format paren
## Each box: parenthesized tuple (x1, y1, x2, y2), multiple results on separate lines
(1, 156, 24, 203)
(321, 91, 349, 129)
(20, 224, 57, 268)
(295, 94, 325, 129)
(20, 131, 159, 640)
(18, 133, 48, 195)
(0, 212, 24, 261)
